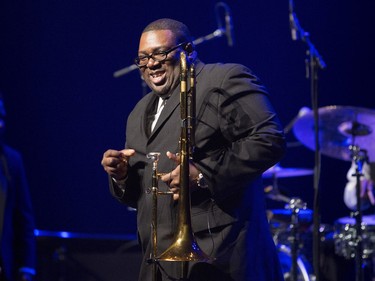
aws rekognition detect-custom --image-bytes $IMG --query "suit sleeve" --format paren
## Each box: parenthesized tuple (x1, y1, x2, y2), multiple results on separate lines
(195, 64, 286, 202)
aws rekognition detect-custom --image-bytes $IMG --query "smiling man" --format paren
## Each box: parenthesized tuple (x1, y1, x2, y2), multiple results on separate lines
(101, 18, 286, 281)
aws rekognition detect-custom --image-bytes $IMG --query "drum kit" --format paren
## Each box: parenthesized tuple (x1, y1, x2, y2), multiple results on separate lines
(264, 105, 375, 281)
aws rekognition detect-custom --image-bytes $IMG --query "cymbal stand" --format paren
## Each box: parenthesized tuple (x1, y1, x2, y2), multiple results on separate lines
(350, 145, 368, 281)
(285, 197, 307, 281)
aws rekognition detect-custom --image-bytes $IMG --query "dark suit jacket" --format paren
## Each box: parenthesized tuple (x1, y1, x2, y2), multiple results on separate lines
(0, 145, 36, 281)
(110, 61, 286, 281)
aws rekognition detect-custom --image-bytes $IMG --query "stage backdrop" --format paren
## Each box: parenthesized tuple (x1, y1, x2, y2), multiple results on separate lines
(1, 0, 374, 238)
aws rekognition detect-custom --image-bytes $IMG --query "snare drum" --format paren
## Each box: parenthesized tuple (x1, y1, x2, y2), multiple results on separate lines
(333, 215, 375, 259)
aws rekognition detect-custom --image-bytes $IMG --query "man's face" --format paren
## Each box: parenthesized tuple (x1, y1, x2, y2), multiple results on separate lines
(137, 30, 181, 97)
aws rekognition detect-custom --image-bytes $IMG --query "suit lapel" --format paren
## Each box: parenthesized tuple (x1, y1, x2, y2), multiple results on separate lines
(144, 94, 159, 138)
(148, 86, 180, 142)
(146, 60, 205, 142)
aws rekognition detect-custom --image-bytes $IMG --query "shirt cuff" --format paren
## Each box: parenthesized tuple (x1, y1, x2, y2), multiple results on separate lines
(112, 177, 127, 187)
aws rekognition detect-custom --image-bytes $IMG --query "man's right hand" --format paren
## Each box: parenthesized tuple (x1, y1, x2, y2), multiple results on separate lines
(101, 149, 135, 180)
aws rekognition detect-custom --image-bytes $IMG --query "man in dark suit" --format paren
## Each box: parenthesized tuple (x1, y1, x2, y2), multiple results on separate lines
(101, 18, 286, 281)
(0, 93, 36, 281)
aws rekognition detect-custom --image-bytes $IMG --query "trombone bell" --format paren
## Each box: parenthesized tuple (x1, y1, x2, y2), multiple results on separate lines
(157, 225, 211, 262)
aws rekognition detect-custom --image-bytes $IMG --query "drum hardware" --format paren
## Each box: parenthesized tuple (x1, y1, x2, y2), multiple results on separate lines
(263, 163, 313, 235)
(269, 198, 314, 281)
(284, 197, 308, 281)
(264, 177, 316, 280)
(317, 224, 334, 243)
(350, 145, 369, 281)
(264, 185, 291, 205)
(263, 162, 314, 272)
(293, 105, 375, 281)
(333, 215, 375, 260)
(265, 183, 310, 281)
(277, 244, 314, 281)
(265, 185, 311, 241)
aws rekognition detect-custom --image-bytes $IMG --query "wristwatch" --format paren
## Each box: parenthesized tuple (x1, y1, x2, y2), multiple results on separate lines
(196, 172, 208, 188)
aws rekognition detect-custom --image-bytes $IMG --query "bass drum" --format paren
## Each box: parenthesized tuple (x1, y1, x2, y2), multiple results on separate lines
(277, 244, 314, 281)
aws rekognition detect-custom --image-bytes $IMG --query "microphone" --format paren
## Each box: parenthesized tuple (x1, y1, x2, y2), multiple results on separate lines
(224, 5, 234, 47)
(215, 2, 235, 47)
(284, 106, 311, 134)
(289, 0, 298, 41)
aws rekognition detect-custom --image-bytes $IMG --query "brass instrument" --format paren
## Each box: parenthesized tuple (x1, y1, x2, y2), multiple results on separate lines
(147, 51, 210, 280)
(146, 151, 163, 281)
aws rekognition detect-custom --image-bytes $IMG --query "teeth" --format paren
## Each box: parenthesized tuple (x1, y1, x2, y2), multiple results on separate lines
(151, 72, 162, 78)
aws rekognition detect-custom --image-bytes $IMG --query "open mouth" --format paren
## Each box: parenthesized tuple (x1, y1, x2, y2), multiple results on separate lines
(149, 70, 165, 85)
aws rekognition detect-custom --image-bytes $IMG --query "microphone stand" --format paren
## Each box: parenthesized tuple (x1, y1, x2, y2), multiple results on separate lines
(192, 28, 226, 46)
(289, 5, 326, 281)
(113, 63, 139, 79)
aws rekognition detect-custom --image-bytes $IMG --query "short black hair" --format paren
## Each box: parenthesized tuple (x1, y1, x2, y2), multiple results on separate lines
(142, 18, 193, 45)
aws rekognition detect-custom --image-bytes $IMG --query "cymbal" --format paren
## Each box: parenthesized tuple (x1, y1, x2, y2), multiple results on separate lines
(263, 164, 314, 178)
(293, 105, 375, 162)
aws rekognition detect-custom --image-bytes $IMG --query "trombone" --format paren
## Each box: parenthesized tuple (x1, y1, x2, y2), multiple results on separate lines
(147, 51, 211, 280)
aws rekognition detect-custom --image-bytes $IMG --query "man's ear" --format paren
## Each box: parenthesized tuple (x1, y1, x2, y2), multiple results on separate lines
(184, 43, 194, 54)
(184, 42, 197, 62)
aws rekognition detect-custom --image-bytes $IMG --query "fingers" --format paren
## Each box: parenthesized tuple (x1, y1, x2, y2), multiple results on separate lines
(102, 149, 135, 165)
(160, 172, 172, 183)
(171, 188, 179, 201)
(101, 149, 135, 179)
(160, 167, 180, 186)
(101, 151, 123, 168)
(120, 148, 136, 158)
(169, 183, 180, 201)
(160, 168, 180, 201)
(166, 151, 180, 163)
